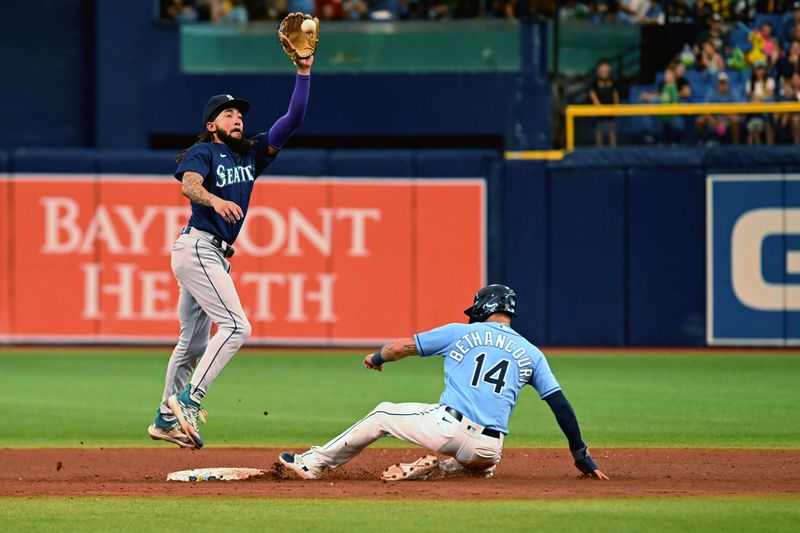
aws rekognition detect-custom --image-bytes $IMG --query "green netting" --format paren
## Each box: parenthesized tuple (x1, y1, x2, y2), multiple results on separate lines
(551, 20, 640, 77)
(181, 20, 520, 73)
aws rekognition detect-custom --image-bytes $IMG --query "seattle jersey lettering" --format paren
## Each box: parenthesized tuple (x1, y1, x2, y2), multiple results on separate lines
(215, 164, 255, 187)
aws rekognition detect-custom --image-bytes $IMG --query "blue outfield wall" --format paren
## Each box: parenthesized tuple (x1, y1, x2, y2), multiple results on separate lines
(1, 2, 551, 151)
(505, 146, 800, 347)
(5, 145, 800, 346)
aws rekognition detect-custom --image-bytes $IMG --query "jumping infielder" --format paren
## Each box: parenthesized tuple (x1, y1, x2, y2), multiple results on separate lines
(148, 13, 319, 449)
(280, 284, 609, 481)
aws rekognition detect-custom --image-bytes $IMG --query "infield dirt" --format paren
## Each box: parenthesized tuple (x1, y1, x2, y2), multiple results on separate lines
(1, 448, 798, 498)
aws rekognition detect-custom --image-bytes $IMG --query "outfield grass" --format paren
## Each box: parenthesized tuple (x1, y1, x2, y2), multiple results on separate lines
(0, 350, 797, 448)
(1, 497, 798, 532)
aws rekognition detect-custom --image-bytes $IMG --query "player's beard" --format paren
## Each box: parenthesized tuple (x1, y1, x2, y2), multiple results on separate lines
(216, 128, 254, 156)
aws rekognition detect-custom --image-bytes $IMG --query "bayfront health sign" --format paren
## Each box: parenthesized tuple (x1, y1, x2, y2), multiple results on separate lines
(0, 176, 485, 346)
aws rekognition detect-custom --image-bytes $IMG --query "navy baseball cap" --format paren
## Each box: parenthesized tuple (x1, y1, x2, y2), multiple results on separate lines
(202, 94, 251, 126)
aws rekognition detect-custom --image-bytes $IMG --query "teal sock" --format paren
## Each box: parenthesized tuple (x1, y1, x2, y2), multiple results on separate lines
(155, 409, 177, 427)
(180, 384, 202, 408)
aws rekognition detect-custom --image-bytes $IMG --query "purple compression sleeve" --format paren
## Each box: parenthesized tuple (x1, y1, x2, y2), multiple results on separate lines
(268, 74, 310, 149)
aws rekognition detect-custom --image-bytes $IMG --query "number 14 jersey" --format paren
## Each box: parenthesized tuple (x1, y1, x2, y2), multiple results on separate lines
(414, 322, 561, 434)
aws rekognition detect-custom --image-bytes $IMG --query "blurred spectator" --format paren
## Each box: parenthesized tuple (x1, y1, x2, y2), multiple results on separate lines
(780, 1, 800, 43)
(247, 0, 288, 19)
(316, 0, 343, 19)
(369, 0, 406, 19)
(672, 61, 693, 101)
(699, 0, 732, 21)
(589, 58, 620, 147)
(194, 0, 215, 20)
(492, 0, 517, 17)
(585, 0, 609, 23)
(697, 39, 726, 74)
(342, 0, 368, 18)
(771, 39, 793, 81)
(639, 0, 665, 23)
(617, 0, 649, 23)
(666, 0, 696, 24)
(402, 0, 426, 18)
(696, 13, 731, 55)
(787, 40, 800, 71)
(522, 0, 559, 18)
(211, 0, 249, 23)
(759, 21, 778, 58)
(558, 0, 585, 20)
(775, 72, 800, 142)
(640, 67, 683, 144)
(161, 0, 199, 21)
(745, 60, 776, 144)
(757, 0, 793, 13)
(247, 0, 282, 19)
(696, 71, 743, 144)
(427, 0, 452, 18)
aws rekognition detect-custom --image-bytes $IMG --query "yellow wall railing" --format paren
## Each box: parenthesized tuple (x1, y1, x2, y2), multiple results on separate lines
(565, 102, 800, 151)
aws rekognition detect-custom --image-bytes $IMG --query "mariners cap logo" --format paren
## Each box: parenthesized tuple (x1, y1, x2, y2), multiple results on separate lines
(202, 94, 251, 126)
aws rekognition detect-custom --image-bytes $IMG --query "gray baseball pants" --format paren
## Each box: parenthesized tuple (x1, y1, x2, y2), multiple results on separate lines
(159, 228, 251, 417)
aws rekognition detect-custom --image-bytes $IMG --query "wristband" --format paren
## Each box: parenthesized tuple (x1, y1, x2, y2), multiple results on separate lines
(370, 352, 385, 366)
(571, 446, 589, 462)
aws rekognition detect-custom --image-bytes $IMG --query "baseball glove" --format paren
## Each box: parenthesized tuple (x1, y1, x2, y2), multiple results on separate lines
(278, 12, 319, 67)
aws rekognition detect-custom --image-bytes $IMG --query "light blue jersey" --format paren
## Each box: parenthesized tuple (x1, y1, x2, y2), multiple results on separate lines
(414, 322, 560, 434)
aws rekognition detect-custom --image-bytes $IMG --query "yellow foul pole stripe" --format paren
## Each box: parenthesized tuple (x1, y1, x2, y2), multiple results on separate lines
(565, 102, 800, 151)
(568, 102, 800, 117)
(504, 150, 565, 161)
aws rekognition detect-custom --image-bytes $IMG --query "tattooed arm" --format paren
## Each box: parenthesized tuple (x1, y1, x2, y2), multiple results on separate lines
(182, 171, 242, 224)
(363, 338, 419, 371)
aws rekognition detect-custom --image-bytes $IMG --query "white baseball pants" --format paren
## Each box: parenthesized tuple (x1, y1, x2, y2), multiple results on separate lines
(300, 402, 504, 474)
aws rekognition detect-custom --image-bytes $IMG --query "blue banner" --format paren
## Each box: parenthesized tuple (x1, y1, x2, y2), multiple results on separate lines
(707, 174, 800, 346)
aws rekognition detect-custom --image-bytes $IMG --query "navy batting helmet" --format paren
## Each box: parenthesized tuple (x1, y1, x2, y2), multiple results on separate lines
(463, 284, 517, 324)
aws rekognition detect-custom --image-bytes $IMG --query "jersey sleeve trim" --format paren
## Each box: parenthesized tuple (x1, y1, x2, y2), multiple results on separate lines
(538, 386, 562, 400)
(413, 333, 427, 357)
